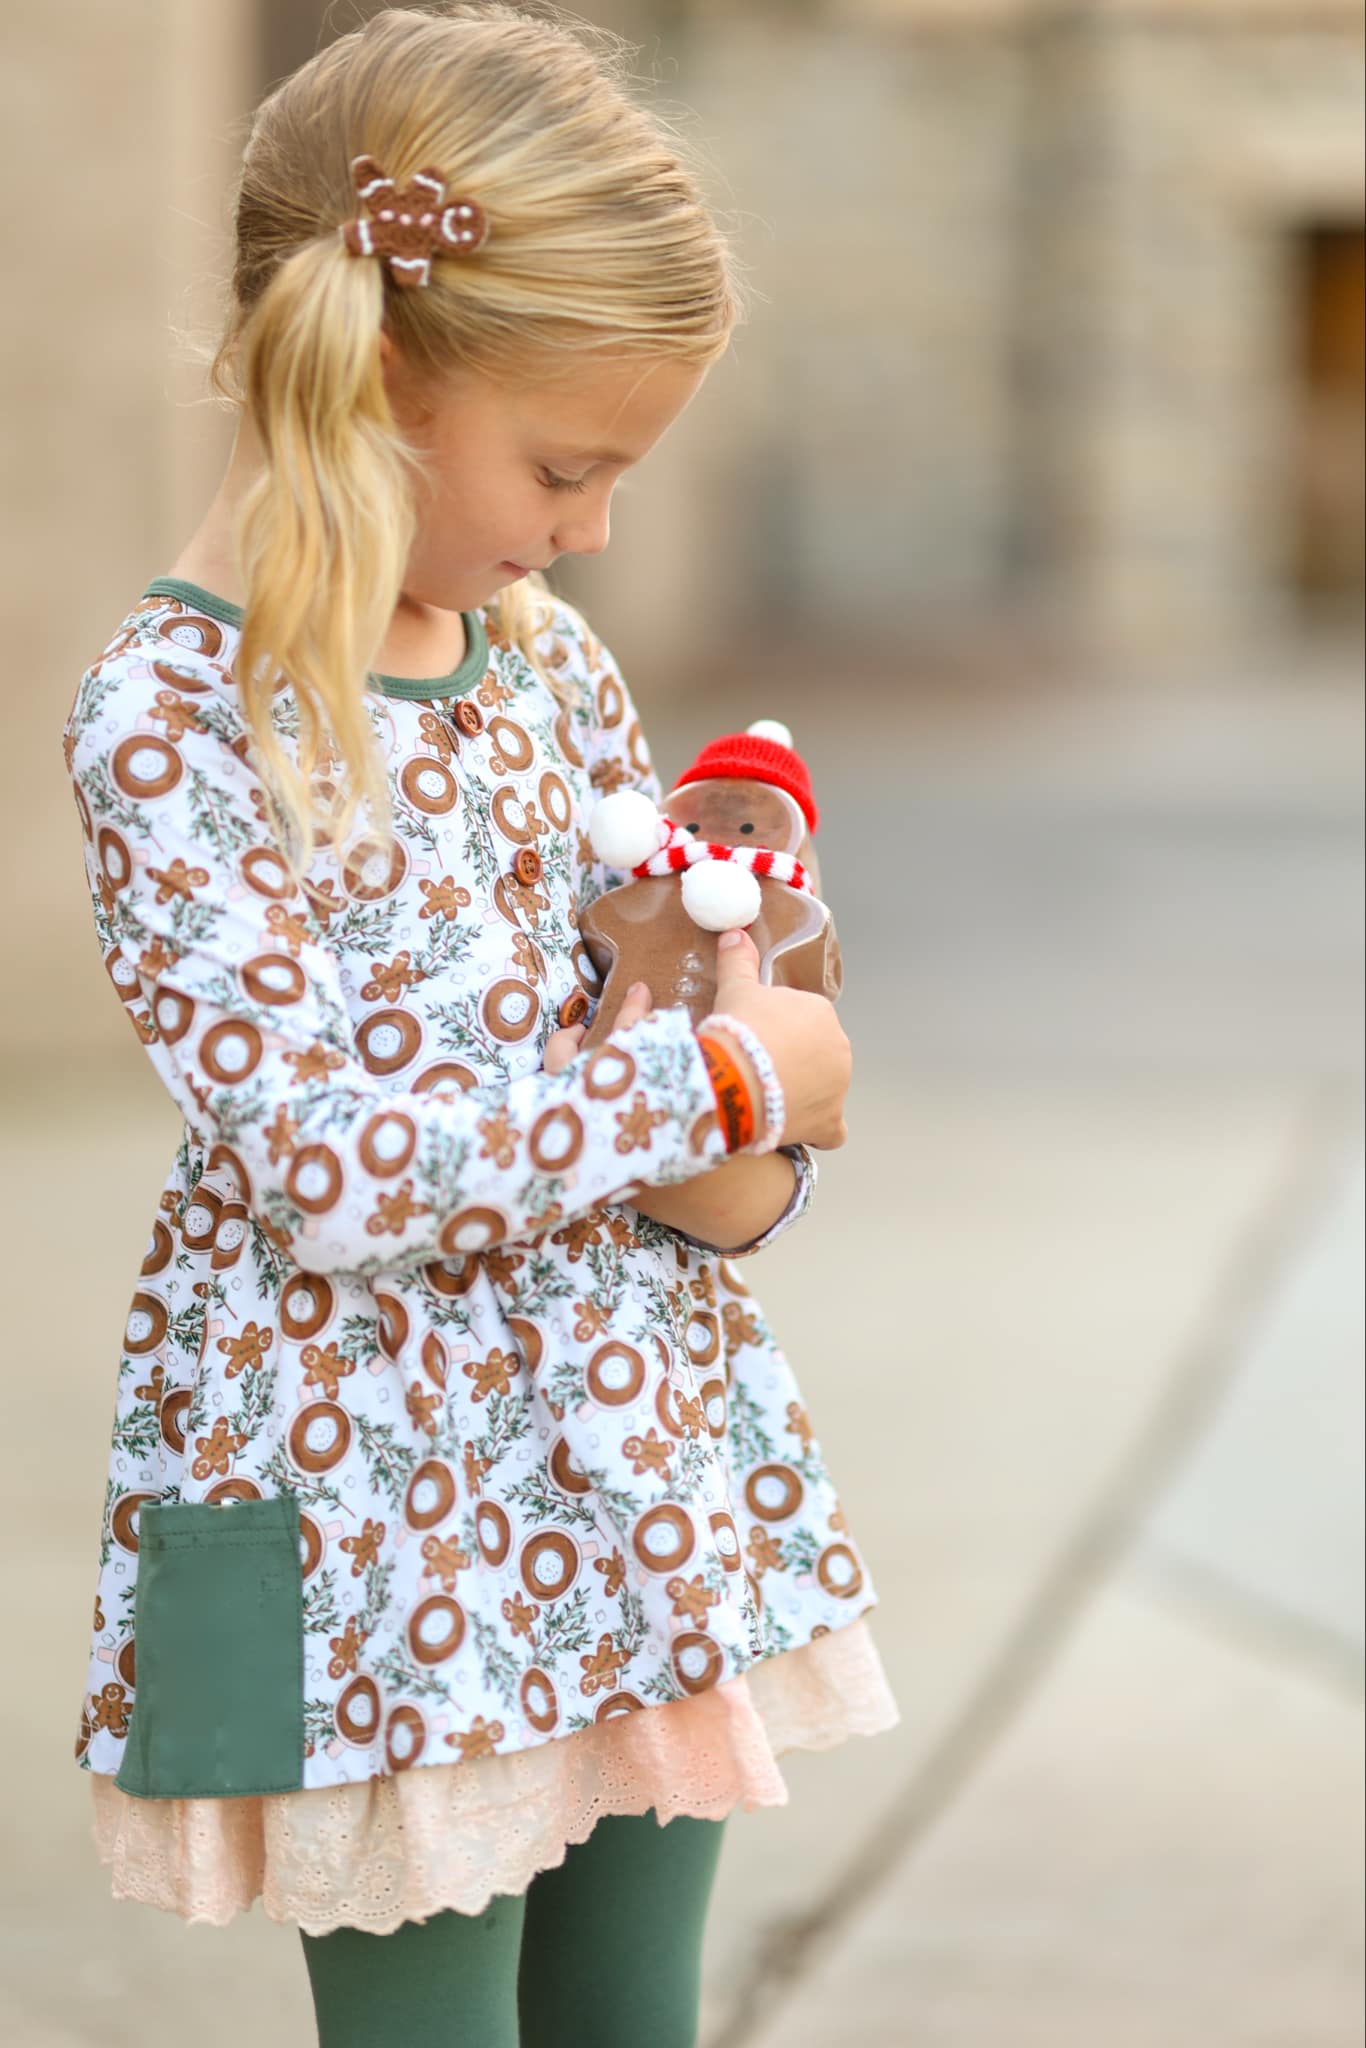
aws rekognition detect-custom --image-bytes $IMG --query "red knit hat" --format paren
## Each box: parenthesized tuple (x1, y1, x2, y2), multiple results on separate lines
(671, 727, 819, 834)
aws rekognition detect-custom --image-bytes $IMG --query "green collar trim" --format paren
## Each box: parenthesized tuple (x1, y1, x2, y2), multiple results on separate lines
(142, 576, 490, 701)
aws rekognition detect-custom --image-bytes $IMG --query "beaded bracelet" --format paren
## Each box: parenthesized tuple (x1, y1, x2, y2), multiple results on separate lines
(697, 1011, 786, 1155)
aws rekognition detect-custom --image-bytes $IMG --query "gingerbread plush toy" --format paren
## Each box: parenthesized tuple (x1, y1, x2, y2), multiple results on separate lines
(576, 720, 842, 1050)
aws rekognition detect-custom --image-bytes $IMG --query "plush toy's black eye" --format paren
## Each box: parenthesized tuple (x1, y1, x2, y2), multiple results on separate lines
(685, 822, 701, 833)
(740, 822, 755, 834)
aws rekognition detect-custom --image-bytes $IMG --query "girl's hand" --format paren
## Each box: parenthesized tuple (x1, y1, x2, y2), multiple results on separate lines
(541, 978, 655, 1078)
(706, 928, 850, 1150)
(542, 941, 850, 1152)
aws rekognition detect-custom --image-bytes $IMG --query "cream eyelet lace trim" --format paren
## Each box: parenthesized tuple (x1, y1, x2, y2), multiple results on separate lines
(89, 1618, 899, 1935)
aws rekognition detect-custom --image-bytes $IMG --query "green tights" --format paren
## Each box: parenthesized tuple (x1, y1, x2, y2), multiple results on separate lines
(297, 1807, 728, 2048)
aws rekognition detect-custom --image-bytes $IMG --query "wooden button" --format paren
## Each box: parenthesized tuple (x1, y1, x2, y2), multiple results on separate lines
(512, 848, 543, 885)
(453, 699, 484, 736)
(558, 990, 590, 1028)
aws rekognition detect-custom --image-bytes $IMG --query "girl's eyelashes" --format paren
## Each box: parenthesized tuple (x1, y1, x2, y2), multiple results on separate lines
(539, 469, 590, 494)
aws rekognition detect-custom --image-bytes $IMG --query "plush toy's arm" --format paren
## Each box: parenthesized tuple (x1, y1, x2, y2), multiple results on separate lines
(769, 906, 843, 1003)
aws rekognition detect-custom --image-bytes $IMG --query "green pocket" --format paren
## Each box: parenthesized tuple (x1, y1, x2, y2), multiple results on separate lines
(115, 1492, 305, 1800)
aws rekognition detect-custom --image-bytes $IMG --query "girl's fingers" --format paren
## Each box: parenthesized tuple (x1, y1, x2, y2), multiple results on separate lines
(619, 979, 652, 1024)
(542, 982, 652, 1075)
(541, 1022, 587, 1076)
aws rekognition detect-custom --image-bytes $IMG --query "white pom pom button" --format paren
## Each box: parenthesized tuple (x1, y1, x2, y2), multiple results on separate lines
(681, 859, 762, 931)
(588, 790, 668, 869)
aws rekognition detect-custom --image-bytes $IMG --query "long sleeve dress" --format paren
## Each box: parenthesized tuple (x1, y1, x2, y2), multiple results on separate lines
(62, 576, 900, 1933)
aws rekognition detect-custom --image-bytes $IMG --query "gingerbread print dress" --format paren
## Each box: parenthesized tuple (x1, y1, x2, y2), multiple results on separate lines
(64, 577, 899, 1932)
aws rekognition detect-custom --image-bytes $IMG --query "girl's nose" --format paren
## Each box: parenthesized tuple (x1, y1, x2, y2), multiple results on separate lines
(552, 504, 611, 558)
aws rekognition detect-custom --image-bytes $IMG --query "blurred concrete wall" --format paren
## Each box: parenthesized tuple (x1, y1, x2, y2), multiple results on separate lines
(4, 1, 250, 1063)
(610, 0, 1365, 658)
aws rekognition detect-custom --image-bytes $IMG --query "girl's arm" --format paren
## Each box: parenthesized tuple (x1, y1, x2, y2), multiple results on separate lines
(64, 652, 738, 1282)
(543, 984, 817, 1258)
(569, 606, 823, 1261)
(622, 1144, 806, 1255)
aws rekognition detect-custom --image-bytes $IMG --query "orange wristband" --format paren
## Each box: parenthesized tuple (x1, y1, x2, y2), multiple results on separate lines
(697, 1032, 756, 1152)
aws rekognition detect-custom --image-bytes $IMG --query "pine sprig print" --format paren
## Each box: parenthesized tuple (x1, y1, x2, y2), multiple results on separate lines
(727, 1382, 778, 1468)
(184, 763, 258, 866)
(574, 1467, 643, 1531)
(371, 1642, 452, 1706)
(69, 661, 124, 730)
(353, 1415, 416, 1513)
(463, 1387, 533, 1473)
(340, 1310, 382, 1357)
(615, 1584, 649, 1656)
(639, 1665, 684, 1705)
(455, 783, 503, 894)
(410, 917, 478, 982)
(756, 1606, 797, 1657)
(303, 1696, 336, 1756)
(74, 750, 156, 840)
(165, 1300, 205, 1362)
(260, 1446, 352, 1522)
(582, 1237, 628, 1309)
(429, 990, 513, 1079)
(387, 803, 447, 864)
(660, 1435, 714, 1505)
(302, 1565, 342, 1637)
(357, 1554, 397, 1640)
(469, 1610, 521, 1710)
(530, 1582, 596, 1665)
(541, 1355, 584, 1417)
(781, 1525, 822, 1576)
(111, 1401, 161, 1464)
(247, 1221, 296, 1296)
(504, 1464, 599, 1532)
(504, 1252, 576, 1320)
(327, 899, 406, 959)
(226, 1358, 279, 1442)
(98, 1476, 120, 1570)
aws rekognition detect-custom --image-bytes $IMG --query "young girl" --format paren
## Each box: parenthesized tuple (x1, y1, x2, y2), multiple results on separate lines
(63, 5, 899, 2041)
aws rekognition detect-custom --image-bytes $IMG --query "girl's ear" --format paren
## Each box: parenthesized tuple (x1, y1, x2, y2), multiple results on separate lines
(378, 330, 422, 432)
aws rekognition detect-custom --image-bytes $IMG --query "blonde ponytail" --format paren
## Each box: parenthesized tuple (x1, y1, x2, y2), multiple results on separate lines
(229, 236, 420, 883)
(206, 0, 748, 891)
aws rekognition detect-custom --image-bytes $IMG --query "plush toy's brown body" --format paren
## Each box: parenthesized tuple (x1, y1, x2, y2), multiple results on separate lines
(577, 775, 842, 1049)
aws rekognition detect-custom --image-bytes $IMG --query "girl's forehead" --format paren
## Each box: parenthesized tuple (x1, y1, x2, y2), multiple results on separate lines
(501, 355, 710, 455)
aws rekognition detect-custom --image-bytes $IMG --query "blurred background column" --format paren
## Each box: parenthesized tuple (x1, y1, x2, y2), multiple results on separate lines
(6, 0, 250, 1063)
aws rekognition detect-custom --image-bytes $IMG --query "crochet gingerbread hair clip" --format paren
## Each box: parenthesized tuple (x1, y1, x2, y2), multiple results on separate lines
(338, 153, 489, 289)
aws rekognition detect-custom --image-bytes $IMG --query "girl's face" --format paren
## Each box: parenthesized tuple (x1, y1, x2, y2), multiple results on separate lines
(380, 339, 710, 614)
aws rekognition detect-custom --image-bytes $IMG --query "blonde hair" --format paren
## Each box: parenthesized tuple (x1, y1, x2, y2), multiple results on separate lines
(207, 0, 748, 888)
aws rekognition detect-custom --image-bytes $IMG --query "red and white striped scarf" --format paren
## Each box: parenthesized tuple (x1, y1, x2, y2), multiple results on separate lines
(629, 815, 816, 896)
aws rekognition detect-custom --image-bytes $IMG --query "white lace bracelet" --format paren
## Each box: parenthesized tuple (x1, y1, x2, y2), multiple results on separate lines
(698, 1011, 786, 1155)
